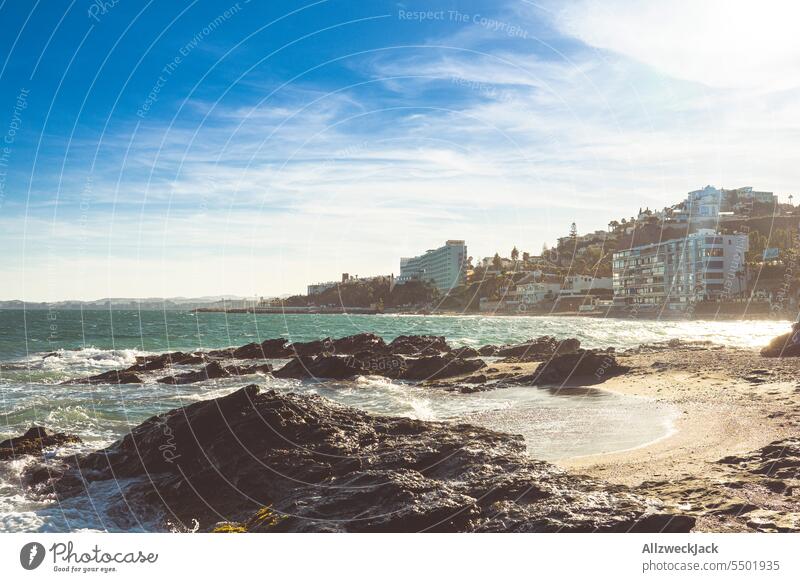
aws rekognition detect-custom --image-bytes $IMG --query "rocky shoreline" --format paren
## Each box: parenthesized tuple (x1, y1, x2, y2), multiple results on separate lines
(3, 331, 799, 532)
(12, 386, 694, 532)
(65, 332, 629, 392)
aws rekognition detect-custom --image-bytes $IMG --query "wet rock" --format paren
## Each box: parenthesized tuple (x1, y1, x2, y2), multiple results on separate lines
(225, 363, 273, 376)
(450, 346, 481, 359)
(402, 354, 486, 381)
(128, 351, 207, 372)
(273, 355, 364, 380)
(387, 335, 451, 355)
(287, 338, 333, 357)
(532, 350, 629, 385)
(355, 354, 407, 379)
(158, 361, 231, 385)
(1, 426, 81, 461)
(43, 386, 694, 532)
(332, 333, 388, 355)
(478, 345, 499, 356)
(71, 369, 144, 385)
(496, 336, 581, 361)
(232, 338, 291, 359)
(760, 332, 800, 358)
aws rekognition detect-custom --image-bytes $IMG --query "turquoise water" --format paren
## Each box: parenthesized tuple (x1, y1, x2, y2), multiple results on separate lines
(0, 309, 788, 531)
(0, 309, 789, 362)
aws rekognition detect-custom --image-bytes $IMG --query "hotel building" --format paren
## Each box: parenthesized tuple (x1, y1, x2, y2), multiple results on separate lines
(398, 240, 468, 292)
(612, 230, 748, 309)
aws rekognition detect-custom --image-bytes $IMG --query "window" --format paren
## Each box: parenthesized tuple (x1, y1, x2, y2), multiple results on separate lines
(705, 248, 723, 257)
(706, 260, 724, 269)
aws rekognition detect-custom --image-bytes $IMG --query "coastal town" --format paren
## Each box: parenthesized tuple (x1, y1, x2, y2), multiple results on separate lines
(203, 185, 800, 319)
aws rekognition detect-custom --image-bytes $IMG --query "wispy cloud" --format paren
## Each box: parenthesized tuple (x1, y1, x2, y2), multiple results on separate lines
(5, 0, 800, 300)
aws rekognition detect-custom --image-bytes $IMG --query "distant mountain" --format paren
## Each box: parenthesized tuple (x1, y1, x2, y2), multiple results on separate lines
(0, 296, 258, 310)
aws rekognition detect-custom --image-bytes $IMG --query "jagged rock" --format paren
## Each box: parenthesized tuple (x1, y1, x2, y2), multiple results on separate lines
(355, 354, 407, 379)
(478, 345, 499, 356)
(532, 350, 629, 385)
(1, 426, 81, 461)
(70, 369, 143, 385)
(225, 363, 273, 376)
(287, 338, 333, 356)
(38, 386, 694, 532)
(387, 335, 450, 355)
(158, 361, 231, 385)
(332, 333, 387, 355)
(274, 355, 364, 380)
(496, 336, 581, 361)
(128, 351, 207, 372)
(760, 332, 800, 358)
(450, 346, 481, 359)
(402, 354, 486, 381)
(231, 338, 291, 359)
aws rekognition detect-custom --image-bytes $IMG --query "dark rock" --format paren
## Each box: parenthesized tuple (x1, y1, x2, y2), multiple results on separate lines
(532, 350, 629, 385)
(1, 426, 81, 461)
(42, 386, 694, 532)
(232, 338, 291, 359)
(332, 333, 388, 355)
(450, 346, 481, 359)
(225, 363, 273, 376)
(403, 355, 486, 381)
(356, 354, 407, 379)
(273, 355, 364, 380)
(129, 351, 206, 372)
(287, 338, 333, 357)
(760, 332, 800, 358)
(70, 369, 144, 385)
(388, 335, 451, 355)
(478, 345, 499, 356)
(495, 336, 581, 361)
(158, 361, 231, 385)
(462, 373, 488, 384)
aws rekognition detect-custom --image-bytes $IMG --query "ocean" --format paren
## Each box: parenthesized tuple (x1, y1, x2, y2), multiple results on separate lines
(0, 310, 790, 531)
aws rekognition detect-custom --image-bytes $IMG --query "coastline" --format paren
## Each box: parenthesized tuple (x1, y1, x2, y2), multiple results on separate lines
(559, 347, 800, 531)
(192, 306, 789, 321)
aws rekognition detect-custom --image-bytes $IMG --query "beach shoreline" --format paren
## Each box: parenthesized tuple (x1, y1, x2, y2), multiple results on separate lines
(556, 347, 800, 531)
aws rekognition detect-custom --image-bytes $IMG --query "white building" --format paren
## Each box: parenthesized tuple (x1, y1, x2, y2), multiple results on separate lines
(307, 281, 338, 296)
(517, 282, 561, 305)
(398, 240, 468, 292)
(559, 275, 612, 297)
(686, 185, 722, 220)
(612, 229, 748, 309)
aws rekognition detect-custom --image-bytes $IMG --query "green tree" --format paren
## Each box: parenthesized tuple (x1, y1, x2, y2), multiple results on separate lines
(511, 246, 519, 261)
(492, 253, 503, 271)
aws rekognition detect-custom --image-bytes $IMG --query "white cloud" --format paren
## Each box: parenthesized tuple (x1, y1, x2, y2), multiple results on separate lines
(551, 0, 800, 90)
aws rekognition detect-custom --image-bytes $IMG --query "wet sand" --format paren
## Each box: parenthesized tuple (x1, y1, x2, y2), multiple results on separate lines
(561, 348, 800, 481)
(559, 347, 800, 531)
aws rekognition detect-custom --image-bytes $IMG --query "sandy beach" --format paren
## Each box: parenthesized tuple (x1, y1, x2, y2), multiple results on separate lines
(558, 346, 800, 531)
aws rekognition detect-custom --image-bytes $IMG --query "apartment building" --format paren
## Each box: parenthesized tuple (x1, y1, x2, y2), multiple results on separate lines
(398, 240, 468, 292)
(612, 229, 748, 309)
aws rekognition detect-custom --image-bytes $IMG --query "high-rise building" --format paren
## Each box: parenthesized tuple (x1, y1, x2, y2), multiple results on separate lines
(612, 229, 748, 309)
(398, 240, 467, 292)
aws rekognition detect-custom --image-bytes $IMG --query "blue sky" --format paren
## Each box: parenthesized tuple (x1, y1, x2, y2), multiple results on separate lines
(1, 0, 799, 300)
